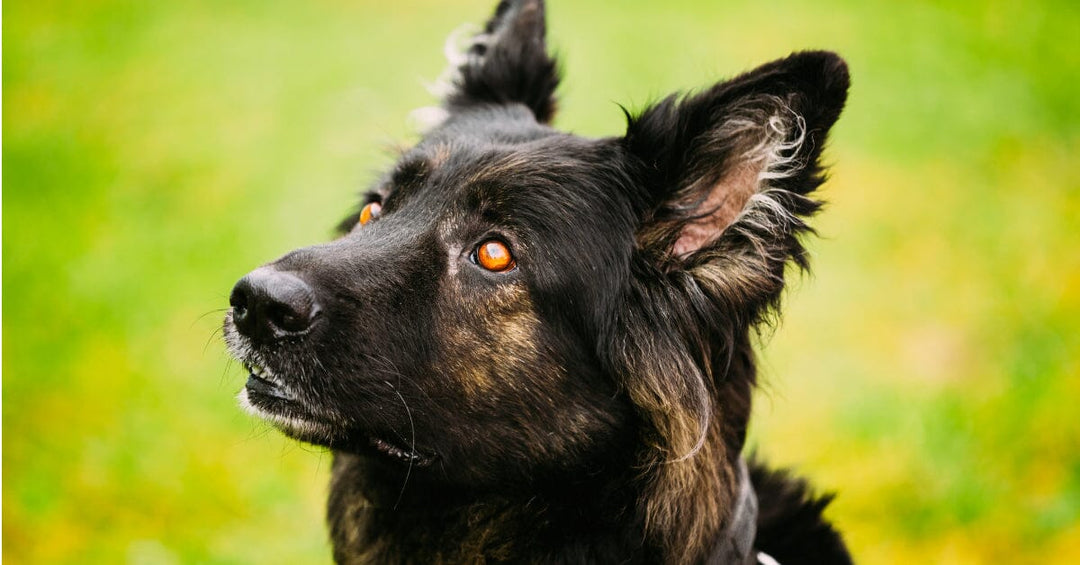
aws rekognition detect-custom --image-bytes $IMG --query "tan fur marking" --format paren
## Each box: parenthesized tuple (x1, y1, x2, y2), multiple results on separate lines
(439, 280, 551, 398)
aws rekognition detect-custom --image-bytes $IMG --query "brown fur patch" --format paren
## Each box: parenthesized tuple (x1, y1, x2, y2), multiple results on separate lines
(437, 276, 553, 398)
(621, 346, 738, 562)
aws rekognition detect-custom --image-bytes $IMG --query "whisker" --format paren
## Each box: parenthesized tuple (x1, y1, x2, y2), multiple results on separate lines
(369, 352, 438, 407)
(204, 326, 225, 356)
(194, 307, 230, 326)
(220, 357, 241, 388)
(386, 380, 416, 510)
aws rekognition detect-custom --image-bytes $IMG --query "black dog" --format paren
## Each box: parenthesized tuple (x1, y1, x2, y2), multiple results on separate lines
(224, 1, 851, 563)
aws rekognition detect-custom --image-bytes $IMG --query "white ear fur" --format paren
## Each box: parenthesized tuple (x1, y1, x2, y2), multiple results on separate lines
(674, 100, 807, 257)
(408, 23, 485, 134)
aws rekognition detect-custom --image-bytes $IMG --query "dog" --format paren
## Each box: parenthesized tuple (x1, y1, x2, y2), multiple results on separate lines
(224, 1, 851, 563)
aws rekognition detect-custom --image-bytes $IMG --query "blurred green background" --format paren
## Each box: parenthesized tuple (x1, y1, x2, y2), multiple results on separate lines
(4, 0, 1078, 563)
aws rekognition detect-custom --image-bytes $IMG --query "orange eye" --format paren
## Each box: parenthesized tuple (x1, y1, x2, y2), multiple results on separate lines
(476, 240, 515, 272)
(358, 202, 381, 226)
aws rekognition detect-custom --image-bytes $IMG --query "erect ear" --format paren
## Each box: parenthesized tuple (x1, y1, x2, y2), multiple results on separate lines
(439, 0, 559, 123)
(625, 51, 849, 319)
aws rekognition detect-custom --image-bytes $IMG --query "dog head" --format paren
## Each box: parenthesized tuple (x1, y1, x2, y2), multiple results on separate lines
(224, 0, 847, 547)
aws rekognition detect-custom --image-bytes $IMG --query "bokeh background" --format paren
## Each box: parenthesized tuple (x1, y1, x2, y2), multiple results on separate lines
(4, 0, 1078, 563)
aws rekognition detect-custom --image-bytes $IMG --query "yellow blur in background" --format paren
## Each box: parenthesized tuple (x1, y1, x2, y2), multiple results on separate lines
(4, 0, 1078, 563)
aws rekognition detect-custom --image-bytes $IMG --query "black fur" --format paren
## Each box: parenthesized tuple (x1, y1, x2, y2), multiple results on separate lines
(750, 460, 853, 565)
(224, 1, 852, 563)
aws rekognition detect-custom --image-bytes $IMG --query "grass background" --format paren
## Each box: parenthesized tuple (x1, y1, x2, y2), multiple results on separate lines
(4, 0, 1078, 562)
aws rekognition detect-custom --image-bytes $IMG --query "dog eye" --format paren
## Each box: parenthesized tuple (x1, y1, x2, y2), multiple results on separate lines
(358, 202, 382, 226)
(475, 240, 516, 272)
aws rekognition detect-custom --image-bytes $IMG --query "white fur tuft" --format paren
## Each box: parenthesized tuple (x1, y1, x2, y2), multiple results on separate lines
(730, 100, 807, 235)
(409, 23, 493, 134)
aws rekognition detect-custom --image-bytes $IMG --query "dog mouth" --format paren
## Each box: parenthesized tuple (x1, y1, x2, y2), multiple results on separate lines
(237, 362, 330, 438)
(244, 363, 295, 401)
(369, 437, 435, 467)
(238, 362, 436, 466)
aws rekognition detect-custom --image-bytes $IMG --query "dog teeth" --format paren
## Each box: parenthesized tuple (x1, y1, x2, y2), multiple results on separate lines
(246, 362, 286, 387)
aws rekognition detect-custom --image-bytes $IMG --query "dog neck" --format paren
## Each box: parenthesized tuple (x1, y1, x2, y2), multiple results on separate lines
(327, 451, 767, 564)
(327, 451, 655, 563)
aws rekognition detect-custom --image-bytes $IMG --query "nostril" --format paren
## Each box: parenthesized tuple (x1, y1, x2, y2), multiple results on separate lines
(266, 301, 313, 333)
(229, 284, 250, 321)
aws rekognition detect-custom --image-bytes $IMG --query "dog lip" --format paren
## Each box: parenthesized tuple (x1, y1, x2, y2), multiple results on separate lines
(369, 437, 435, 467)
(245, 373, 295, 401)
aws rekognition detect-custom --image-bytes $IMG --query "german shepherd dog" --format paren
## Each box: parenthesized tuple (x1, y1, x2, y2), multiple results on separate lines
(224, 1, 851, 563)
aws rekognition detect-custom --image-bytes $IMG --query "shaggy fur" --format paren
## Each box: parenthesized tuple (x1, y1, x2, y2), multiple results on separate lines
(224, 1, 852, 563)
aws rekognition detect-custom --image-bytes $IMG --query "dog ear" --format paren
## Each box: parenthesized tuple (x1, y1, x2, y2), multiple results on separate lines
(607, 53, 847, 559)
(625, 51, 849, 322)
(440, 0, 559, 123)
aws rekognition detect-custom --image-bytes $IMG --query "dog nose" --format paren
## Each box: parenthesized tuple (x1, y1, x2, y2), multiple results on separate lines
(229, 267, 320, 342)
